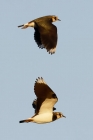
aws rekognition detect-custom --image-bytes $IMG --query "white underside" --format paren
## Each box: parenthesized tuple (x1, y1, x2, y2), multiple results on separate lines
(32, 113, 52, 124)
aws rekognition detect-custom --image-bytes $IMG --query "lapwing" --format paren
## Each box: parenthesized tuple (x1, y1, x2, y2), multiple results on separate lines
(18, 15, 61, 54)
(19, 77, 65, 124)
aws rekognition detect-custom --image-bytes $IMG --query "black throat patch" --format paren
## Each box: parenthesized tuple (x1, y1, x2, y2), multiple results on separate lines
(52, 113, 57, 121)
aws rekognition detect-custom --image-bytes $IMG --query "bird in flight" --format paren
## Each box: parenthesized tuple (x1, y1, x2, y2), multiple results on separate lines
(18, 15, 61, 54)
(19, 77, 65, 124)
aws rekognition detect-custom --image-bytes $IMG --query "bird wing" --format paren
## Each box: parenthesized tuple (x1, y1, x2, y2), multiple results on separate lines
(32, 99, 37, 109)
(32, 99, 56, 112)
(35, 21, 57, 54)
(34, 77, 58, 115)
(34, 28, 44, 49)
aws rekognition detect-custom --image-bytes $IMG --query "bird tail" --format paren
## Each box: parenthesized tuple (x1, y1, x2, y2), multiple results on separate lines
(18, 21, 34, 29)
(18, 24, 29, 29)
(19, 118, 33, 123)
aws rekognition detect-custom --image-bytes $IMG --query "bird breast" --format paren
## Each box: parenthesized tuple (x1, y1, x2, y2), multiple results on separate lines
(32, 113, 53, 124)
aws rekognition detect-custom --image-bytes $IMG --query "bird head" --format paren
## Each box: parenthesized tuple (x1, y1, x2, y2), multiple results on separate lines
(56, 112, 66, 119)
(52, 16, 61, 22)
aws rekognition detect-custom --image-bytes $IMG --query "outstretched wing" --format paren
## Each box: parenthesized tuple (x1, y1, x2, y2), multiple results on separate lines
(35, 21, 57, 54)
(34, 77, 58, 115)
(34, 28, 44, 49)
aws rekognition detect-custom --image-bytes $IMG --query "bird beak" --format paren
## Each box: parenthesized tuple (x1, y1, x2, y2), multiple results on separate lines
(58, 19, 61, 21)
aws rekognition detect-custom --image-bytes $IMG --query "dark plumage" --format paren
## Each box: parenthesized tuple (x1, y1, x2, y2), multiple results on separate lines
(18, 15, 61, 54)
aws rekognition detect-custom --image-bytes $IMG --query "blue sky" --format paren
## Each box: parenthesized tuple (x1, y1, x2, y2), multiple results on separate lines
(0, 0, 93, 140)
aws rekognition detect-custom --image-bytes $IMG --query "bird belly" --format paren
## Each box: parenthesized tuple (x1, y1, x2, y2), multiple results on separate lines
(32, 113, 52, 124)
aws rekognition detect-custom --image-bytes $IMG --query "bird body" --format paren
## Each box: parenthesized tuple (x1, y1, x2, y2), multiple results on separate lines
(20, 113, 52, 124)
(32, 113, 53, 124)
(18, 16, 57, 28)
(18, 15, 60, 54)
(19, 112, 63, 124)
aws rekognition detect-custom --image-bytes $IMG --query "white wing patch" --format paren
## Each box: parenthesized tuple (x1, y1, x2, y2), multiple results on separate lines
(48, 47, 56, 54)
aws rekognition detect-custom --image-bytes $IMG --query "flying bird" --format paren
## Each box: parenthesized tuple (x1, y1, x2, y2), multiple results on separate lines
(18, 15, 61, 54)
(19, 77, 65, 124)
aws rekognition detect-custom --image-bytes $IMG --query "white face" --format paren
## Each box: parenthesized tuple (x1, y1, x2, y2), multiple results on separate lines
(52, 16, 58, 22)
(56, 113, 62, 119)
(56, 112, 66, 119)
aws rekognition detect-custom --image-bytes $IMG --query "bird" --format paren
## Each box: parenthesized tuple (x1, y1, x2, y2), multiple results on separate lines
(18, 15, 61, 54)
(19, 77, 66, 124)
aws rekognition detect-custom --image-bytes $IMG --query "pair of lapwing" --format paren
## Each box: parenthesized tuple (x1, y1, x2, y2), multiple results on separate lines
(18, 15, 66, 124)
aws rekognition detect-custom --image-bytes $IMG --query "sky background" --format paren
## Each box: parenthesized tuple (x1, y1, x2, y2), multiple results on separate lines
(0, 0, 93, 140)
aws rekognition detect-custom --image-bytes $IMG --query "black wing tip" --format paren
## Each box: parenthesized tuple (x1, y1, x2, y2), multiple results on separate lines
(35, 77, 43, 82)
(34, 77, 43, 93)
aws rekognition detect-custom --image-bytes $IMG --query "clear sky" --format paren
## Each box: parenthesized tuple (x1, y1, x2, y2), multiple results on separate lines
(0, 0, 93, 140)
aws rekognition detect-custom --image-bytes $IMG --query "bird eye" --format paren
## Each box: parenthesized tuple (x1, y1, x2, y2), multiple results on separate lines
(52, 93, 57, 98)
(54, 17, 57, 20)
